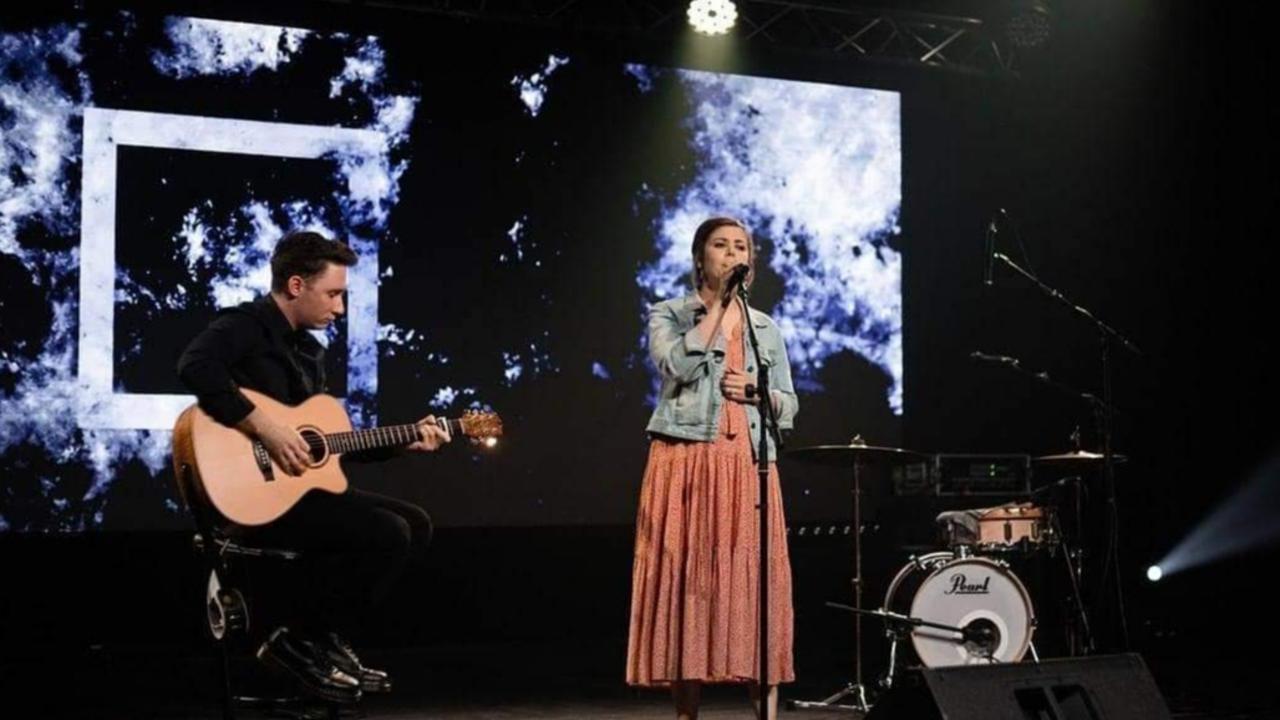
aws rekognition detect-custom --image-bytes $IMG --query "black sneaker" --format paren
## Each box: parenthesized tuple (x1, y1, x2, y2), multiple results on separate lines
(256, 626, 363, 704)
(321, 632, 393, 693)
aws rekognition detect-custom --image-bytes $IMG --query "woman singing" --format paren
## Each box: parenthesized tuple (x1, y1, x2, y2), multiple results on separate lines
(627, 216, 800, 719)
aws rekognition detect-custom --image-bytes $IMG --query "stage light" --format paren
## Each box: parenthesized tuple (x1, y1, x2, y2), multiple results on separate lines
(1006, 0, 1052, 48)
(687, 0, 737, 36)
(1146, 565, 1163, 582)
(1152, 452, 1280, 580)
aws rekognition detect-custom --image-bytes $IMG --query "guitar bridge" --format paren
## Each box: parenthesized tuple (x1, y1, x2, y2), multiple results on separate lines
(252, 441, 275, 482)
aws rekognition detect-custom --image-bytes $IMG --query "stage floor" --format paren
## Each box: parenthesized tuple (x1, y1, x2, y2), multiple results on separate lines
(3, 640, 1274, 719)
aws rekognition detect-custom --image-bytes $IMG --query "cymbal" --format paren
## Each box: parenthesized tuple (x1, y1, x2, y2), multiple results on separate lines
(1033, 450, 1128, 464)
(787, 441, 929, 466)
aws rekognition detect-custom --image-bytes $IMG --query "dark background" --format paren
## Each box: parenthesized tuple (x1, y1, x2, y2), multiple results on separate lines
(1, 0, 1276, 715)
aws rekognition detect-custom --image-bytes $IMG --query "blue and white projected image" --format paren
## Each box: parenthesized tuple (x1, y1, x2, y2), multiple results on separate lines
(630, 65, 902, 413)
(0, 11, 901, 531)
(1, 15, 417, 530)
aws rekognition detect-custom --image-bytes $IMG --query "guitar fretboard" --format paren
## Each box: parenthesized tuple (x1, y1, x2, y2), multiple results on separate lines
(323, 418, 464, 454)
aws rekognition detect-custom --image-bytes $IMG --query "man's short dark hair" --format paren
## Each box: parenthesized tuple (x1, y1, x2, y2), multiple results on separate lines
(270, 230, 358, 292)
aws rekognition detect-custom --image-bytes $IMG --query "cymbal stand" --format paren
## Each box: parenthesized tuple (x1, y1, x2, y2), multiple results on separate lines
(791, 436, 873, 713)
(1054, 479, 1095, 655)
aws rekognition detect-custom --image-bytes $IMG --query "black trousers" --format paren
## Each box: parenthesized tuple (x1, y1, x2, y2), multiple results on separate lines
(239, 487, 433, 640)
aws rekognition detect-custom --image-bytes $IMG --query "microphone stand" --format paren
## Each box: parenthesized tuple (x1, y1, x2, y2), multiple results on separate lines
(970, 352, 1119, 419)
(825, 603, 992, 647)
(826, 603, 1002, 680)
(990, 251, 1140, 650)
(976, 354, 1101, 655)
(735, 284, 782, 720)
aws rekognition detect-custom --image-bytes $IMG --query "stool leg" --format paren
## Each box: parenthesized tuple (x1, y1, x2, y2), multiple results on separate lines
(218, 640, 236, 720)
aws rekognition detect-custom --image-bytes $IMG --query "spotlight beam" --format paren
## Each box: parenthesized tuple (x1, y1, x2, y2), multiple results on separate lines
(1154, 452, 1280, 578)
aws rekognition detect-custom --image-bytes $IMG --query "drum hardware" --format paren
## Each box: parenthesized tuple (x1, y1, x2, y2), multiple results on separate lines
(785, 432, 1124, 714)
(877, 550, 1038, 687)
(1033, 449, 1128, 465)
(1032, 455, 1107, 656)
(1049, 508, 1095, 655)
(786, 438, 928, 714)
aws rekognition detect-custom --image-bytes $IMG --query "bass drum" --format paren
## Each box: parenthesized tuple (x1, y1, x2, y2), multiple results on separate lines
(883, 551, 1035, 667)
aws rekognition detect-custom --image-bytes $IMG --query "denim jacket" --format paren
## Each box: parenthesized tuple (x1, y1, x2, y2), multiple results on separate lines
(645, 292, 799, 460)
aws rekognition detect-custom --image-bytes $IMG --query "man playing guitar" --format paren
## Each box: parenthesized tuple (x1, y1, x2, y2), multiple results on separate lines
(176, 229, 449, 703)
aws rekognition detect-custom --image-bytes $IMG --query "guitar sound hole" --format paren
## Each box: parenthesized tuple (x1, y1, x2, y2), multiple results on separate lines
(299, 429, 327, 464)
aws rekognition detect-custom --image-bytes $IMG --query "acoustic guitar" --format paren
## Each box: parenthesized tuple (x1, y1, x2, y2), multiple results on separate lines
(172, 387, 503, 527)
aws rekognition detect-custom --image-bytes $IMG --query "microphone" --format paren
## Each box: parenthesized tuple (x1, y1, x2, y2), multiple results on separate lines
(961, 620, 999, 656)
(721, 264, 750, 307)
(983, 209, 1003, 286)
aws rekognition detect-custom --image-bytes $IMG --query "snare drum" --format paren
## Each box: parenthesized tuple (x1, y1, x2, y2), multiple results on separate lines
(883, 551, 1035, 667)
(975, 504, 1053, 552)
(939, 503, 1055, 553)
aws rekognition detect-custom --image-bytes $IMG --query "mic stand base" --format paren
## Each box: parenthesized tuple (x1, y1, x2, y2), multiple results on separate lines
(788, 683, 871, 714)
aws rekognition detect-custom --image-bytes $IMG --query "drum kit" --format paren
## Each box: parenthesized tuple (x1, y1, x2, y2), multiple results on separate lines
(786, 435, 1126, 713)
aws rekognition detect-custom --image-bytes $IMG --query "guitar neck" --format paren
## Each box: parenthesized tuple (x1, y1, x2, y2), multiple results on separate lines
(325, 418, 462, 454)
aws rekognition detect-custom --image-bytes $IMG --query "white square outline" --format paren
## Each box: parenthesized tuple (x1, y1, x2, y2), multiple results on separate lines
(77, 107, 385, 430)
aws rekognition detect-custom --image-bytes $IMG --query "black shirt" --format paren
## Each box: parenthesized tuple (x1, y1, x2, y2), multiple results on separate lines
(176, 296, 329, 426)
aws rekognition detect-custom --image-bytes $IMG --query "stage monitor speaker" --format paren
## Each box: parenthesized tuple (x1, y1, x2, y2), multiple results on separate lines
(865, 653, 1172, 720)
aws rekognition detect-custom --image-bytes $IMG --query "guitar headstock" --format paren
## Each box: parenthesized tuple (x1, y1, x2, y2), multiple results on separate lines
(459, 410, 504, 447)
